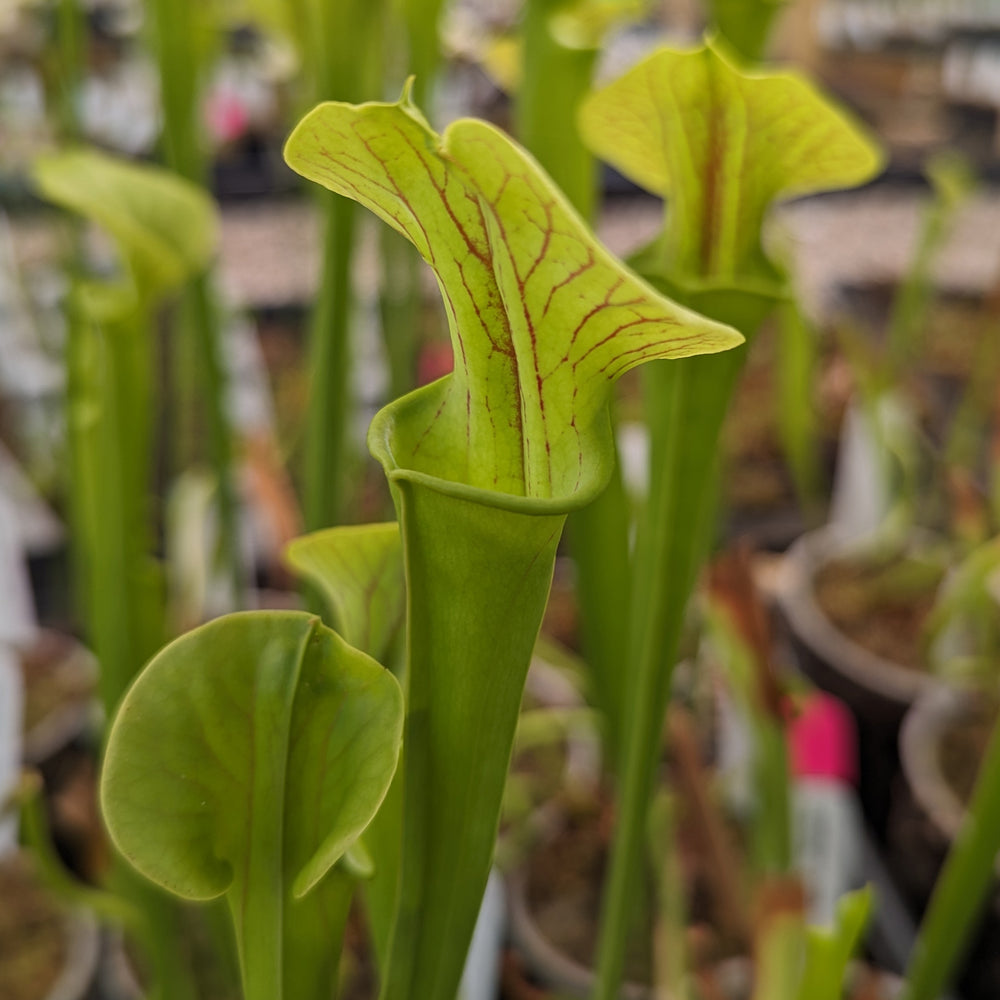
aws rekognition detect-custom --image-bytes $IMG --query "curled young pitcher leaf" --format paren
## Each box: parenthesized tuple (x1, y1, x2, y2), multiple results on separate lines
(578, 40, 884, 282)
(101, 611, 403, 999)
(101, 610, 402, 898)
(32, 147, 217, 300)
(284, 86, 742, 502)
(284, 523, 406, 976)
(285, 522, 404, 664)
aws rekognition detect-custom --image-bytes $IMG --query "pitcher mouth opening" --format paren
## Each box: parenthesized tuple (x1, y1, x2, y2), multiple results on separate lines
(367, 377, 614, 518)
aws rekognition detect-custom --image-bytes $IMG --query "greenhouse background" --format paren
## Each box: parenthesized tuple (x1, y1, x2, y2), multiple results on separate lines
(3, 1, 1000, 999)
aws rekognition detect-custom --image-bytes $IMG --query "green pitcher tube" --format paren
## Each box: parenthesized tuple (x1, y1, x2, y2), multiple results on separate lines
(376, 456, 565, 1000)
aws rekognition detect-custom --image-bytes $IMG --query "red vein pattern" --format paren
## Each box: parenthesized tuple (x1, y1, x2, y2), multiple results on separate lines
(286, 95, 741, 500)
(579, 43, 882, 281)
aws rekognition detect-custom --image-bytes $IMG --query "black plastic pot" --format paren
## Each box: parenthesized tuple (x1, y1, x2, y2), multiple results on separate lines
(508, 857, 908, 1000)
(505, 840, 651, 1000)
(777, 526, 938, 721)
(892, 686, 1000, 1000)
(776, 525, 941, 837)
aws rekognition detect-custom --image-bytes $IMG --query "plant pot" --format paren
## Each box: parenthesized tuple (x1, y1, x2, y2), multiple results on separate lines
(891, 685, 1000, 1000)
(0, 851, 100, 1000)
(776, 525, 942, 836)
(890, 685, 977, 910)
(508, 853, 907, 1000)
(724, 500, 811, 553)
(504, 804, 651, 1000)
(95, 929, 144, 1000)
(504, 780, 737, 1000)
(777, 526, 940, 722)
(898, 685, 994, 850)
(707, 958, 907, 1000)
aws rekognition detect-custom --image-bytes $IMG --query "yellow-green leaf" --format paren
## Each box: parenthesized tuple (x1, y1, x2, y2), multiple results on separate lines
(578, 41, 883, 281)
(284, 86, 742, 502)
(284, 522, 404, 665)
(101, 611, 403, 1000)
(33, 147, 217, 300)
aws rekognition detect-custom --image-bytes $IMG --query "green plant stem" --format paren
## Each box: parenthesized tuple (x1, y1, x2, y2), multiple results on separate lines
(228, 663, 297, 1000)
(594, 355, 734, 999)
(753, 719, 792, 874)
(594, 287, 772, 1000)
(149, 0, 243, 603)
(377, 0, 440, 404)
(402, 0, 445, 103)
(650, 793, 689, 1000)
(55, 198, 201, 1000)
(776, 298, 822, 511)
(67, 300, 161, 714)
(709, 0, 786, 62)
(886, 156, 973, 378)
(516, 0, 597, 222)
(945, 313, 1000, 479)
(304, 192, 356, 531)
(150, 0, 203, 183)
(112, 872, 204, 1000)
(379, 228, 423, 402)
(187, 272, 244, 602)
(901, 709, 1000, 1000)
(565, 467, 632, 766)
(377, 476, 563, 1000)
(516, 0, 632, 764)
(55, 0, 84, 139)
(886, 207, 943, 375)
(67, 304, 201, 1000)
(299, 0, 385, 533)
